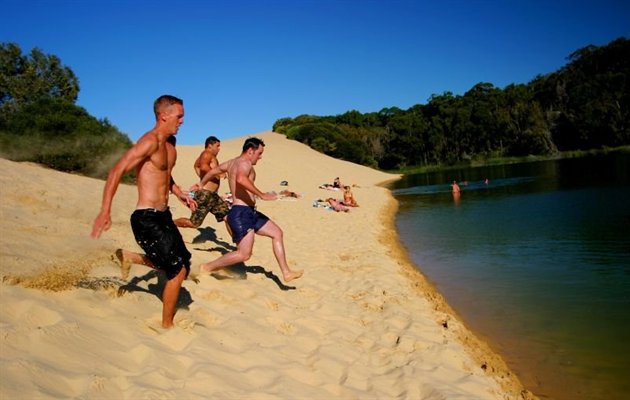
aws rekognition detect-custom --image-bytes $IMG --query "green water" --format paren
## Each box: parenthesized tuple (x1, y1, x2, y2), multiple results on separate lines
(389, 154, 630, 400)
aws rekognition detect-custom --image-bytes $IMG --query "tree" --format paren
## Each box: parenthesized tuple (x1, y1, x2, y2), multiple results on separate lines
(1, 97, 132, 178)
(273, 37, 629, 169)
(0, 43, 132, 180)
(0, 42, 79, 116)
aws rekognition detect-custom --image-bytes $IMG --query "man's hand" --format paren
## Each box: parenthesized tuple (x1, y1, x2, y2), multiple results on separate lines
(260, 191, 278, 201)
(189, 182, 203, 193)
(91, 211, 112, 239)
(179, 192, 197, 211)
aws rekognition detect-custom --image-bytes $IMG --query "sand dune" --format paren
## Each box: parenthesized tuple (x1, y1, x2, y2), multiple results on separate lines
(0, 131, 533, 399)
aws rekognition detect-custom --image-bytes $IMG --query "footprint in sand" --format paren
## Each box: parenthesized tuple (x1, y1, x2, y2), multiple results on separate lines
(338, 253, 354, 261)
(360, 301, 385, 312)
(143, 319, 197, 351)
(266, 317, 296, 335)
(197, 289, 239, 306)
(189, 308, 222, 328)
(265, 299, 279, 311)
(88, 375, 107, 392)
(296, 286, 321, 301)
(9, 302, 63, 328)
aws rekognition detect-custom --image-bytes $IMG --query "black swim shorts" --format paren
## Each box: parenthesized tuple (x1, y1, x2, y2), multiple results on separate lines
(130, 208, 191, 279)
(189, 189, 230, 225)
(227, 205, 270, 244)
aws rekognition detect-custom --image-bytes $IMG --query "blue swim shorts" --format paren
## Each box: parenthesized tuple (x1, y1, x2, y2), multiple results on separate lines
(227, 205, 270, 244)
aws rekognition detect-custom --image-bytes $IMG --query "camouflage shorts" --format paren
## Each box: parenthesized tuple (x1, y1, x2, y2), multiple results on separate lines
(190, 189, 230, 225)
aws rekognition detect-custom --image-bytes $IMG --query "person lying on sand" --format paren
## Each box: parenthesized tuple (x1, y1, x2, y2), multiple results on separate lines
(318, 183, 340, 191)
(327, 198, 350, 212)
(279, 189, 301, 198)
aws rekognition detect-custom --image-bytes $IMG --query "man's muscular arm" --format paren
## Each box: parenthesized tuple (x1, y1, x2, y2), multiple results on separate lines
(170, 177, 197, 211)
(234, 161, 276, 200)
(191, 161, 229, 191)
(91, 137, 157, 238)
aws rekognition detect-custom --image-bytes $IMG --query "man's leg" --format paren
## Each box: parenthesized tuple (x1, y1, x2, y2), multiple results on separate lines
(209, 193, 232, 237)
(161, 266, 187, 328)
(174, 205, 204, 228)
(175, 192, 209, 228)
(173, 217, 199, 228)
(199, 230, 256, 273)
(115, 249, 155, 280)
(224, 218, 233, 238)
(256, 220, 303, 282)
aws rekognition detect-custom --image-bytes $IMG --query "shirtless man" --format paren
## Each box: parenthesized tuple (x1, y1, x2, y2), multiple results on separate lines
(91, 95, 196, 329)
(114, 136, 180, 280)
(190, 137, 303, 283)
(174, 136, 229, 229)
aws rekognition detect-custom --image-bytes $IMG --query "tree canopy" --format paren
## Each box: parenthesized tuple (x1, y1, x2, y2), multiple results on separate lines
(274, 37, 630, 169)
(0, 43, 132, 179)
(1, 43, 79, 114)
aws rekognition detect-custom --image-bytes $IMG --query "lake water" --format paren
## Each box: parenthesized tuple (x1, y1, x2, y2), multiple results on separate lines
(388, 153, 630, 400)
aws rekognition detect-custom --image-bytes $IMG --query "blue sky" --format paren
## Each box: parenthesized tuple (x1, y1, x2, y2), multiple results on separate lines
(2, 0, 628, 145)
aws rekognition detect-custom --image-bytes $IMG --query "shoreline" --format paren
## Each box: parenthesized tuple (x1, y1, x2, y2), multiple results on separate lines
(1, 132, 535, 399)
(378, 187, 533, 398)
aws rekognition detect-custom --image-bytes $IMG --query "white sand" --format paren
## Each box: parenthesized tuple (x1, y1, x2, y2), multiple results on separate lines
(0, 131, 534, 399)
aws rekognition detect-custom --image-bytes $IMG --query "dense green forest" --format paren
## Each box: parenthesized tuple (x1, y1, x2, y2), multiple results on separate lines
(2, 39, 628, 177)
(0, 42, 132, 179)
(273, 37, 629, 169)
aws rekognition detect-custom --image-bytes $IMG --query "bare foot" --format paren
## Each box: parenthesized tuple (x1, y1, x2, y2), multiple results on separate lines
(146, 320, 172, 333)
(115, 249, 132, 280)
(283, 270, 304, 283)
(198, 263, 213, 274)
(199, 263, 225, 274)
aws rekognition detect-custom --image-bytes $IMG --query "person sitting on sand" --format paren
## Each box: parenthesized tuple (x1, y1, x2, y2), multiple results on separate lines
(342, 185, 359, 207)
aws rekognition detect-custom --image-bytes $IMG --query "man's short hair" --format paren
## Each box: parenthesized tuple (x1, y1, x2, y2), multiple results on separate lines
(153, 95, 183, 120)
(205, 136, 220, 147)
(242, 137, 265, 152)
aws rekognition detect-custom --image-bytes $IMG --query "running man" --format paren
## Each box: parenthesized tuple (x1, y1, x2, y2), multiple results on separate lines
(91, 95, 195, 329)
(174, 136, 230, 229)
(190, 137, 303, 283)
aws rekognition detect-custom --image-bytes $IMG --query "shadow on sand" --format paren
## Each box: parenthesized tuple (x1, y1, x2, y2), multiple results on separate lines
(190, 227, 296, 291)
(117, 270, 194, 310)
(191, 226, 235, 250)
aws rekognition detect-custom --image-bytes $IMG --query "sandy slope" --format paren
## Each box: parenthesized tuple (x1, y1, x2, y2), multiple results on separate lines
(0, 131, 533, 399)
